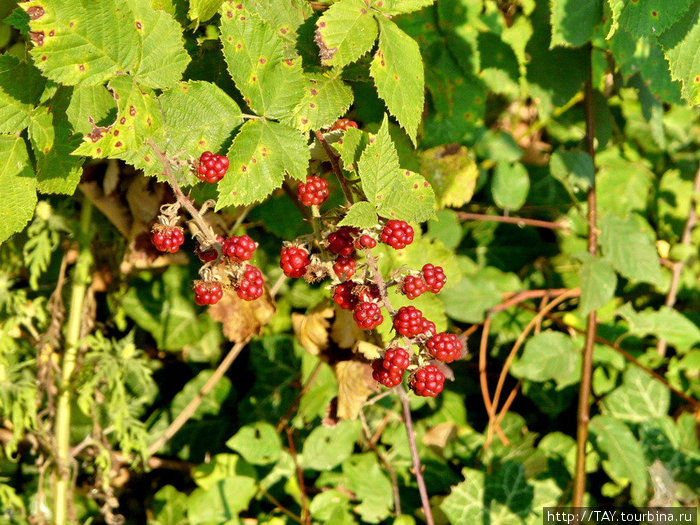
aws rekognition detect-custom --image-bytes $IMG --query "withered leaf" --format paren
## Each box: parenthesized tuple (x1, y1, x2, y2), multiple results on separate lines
(335, 360, 378, 420)
(292, 304, 334, 355)
(208, 288, 276, 343)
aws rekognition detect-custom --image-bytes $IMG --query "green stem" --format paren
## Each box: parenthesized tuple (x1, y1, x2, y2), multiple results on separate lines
(53, 200, 93, 525)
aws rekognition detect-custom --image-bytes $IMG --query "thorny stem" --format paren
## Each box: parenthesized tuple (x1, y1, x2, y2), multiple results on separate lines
(656, 164, 700, 357)
(314, 130, 354, 205)
(397, 386, 434, 525)
(456, 212, 564, 230)
(573, 67, 598, 507)
(53, 199, 93, 525)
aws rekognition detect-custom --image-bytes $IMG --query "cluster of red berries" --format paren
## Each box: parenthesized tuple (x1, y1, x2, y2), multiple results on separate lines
(297, 175, 329, 207)
(197, 151, 229, 183)
(330, 118, 359, 131)
(150, 223, 185, 253)
(279, 216, 460, 397)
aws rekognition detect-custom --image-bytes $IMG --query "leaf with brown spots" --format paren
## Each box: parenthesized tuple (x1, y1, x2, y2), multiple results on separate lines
(315, 0, 379, 68)
(284, 72, 354, 132)
(208, 288, 276, 344)
(419, 144, 479, 208)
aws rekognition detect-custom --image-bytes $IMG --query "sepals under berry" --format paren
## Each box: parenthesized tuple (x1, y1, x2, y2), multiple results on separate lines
(297, 175, 329, 207)
(237, 264, 264, 301)
(410, 365, 445, 397)
(151, 223, 185, 253)
(197, 151, 229, 183)
(194, 280, 223, 306)
(381, 220, 414, 249)
(426, 333, 462, 363)
(223, 235, 257, 262)
(280, 246, 310, 278)
(353, 301, 383, 330)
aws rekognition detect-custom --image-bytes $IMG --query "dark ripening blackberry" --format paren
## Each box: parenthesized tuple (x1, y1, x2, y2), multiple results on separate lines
(393, 306, 425, 337)
(372, 348, 411, 388)
(194, 280, 223, 305)
(280, 246, 310, 278)
(333, 255, 356, 279)
(151, 224, 185, 253)
(332, 282, 358, 310)
(222, 235, 257, 262)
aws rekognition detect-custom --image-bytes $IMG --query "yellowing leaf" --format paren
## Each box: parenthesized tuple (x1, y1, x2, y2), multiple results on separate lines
(335, 360, 377, 420)
(420, 145, 479, 208)
(331, 309, 367, 349)
(292, 305, 333, 355)
(209, 290, 276, 343)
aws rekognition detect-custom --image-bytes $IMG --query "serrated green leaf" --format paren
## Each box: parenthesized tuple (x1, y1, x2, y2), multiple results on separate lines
(226, 422, 282, 465)
(358, 117, 435, 222)
(442, 468, 486, 525)
(0, 135, 37, 245)
(220, 0, 305, 119)
(619, 0, 692, 38)
(338, 201, 379, 229)
(247, 0, 312, 54)
(126, 0, 190, 89)
(284, 72, 353, 132)
(378, 0, 436, 16)
(22, 0, 141, 86)
(333, 127, 367, 167)
(441, 276, 502, 323)
(0, 55, 46, 133)
(590, 415, 648, 506)
(601, 367, 670, 423)
(301, 420, 360, 470)
(73, 75, 162, 158)
(343, 454, 393, 522)
(617, 303, 700, 352)
(492, 161, 529, 210)
(188, 0, 223, 22)
(65, 84, 117, 136)
(599, 214, 663, 285)
(370, 18, 424, 143)
(314, 0, 378, 68)
(607, 0, 625, 38)
(217, 119, 310, 208)
(658, 4, 700, 105)
(550, 149, 594, 193)
(420, 145, 479, 209)
(579, 256, 617, 316)
(511, 331, 581, 388)
(550, 0, 603, 48)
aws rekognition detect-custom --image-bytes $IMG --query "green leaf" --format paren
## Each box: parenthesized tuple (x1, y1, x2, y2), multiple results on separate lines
(338, 201, 379, 229)
(590, 415, 648, 506)
(358, 117, 435, 222)
(578, 256, 617, 316)
(73, 75, 162, 158)
(126, 0, 191, 89)
(511, 331, 581, 388)
(217, 119, 310, 208)
(343, 453, 394, 522)
(492, 161, 529, 210)
(0, 135, 37, 245)
(314, 0, 378, 68)
(550, 0, 603, 48)
(370, 18, 425, 143)
(599, 214, 663, 286)
(440, 276, 502, 323)
(189, 0, 224, 22)
(301, 420, 360, 470)
(617, 303, 700, 352)
(658, 4, 700, 105)
(333, 127, 367, 166)
(310, 490, 354, 523)
(601, 367, 670, 423)
(0, 55, 46, 133)
(549, 149, 594, 193)
(22, 0, 141, 86)
(420, 145, 479, 209)
(226, 422, 282, 465)
(65, 84, 117, 136)
(442, 468, 486, 525)
(620, 0, 692, 38)
(596, 155, 654, 216)
(284, 72, 354, 132)
(152, 485, 188, 525)
(220, 0, 305, 119)
(378, 0, 436, 16)
(484, 462, 533, 519)
(247, 0, 312, 54)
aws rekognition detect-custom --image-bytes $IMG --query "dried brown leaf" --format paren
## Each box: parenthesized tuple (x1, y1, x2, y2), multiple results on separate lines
(292, 305, 334, 355)
(208, 288, 276, 343)
(331, 308, 366, 349)
(422, 421, 457, 452)
(353, 340, 382, 361)
(335, 360, 378, 420)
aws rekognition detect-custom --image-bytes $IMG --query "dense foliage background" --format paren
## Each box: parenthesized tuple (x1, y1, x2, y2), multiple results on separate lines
(0, 0, 698, 523)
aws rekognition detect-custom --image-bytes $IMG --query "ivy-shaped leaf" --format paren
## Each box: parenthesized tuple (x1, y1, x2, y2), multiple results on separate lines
(217, 119, 310, 208)
(314, 0, 378, 69)
(0, 135, 37, 245)
(601, 367, 670, 423)
(22, 0, 141, 86)
(220, 0, 305, 119)
(284, 72, 354, 132)
(511, 332, 581, 389)
(0, 55, 46, 133)
(370, 18, 425, 143)
(358, 117, 435, 222)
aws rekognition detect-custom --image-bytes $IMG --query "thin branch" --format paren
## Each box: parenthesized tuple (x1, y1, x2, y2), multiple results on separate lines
(285, 428, 311, 525)
(456, 212, 564, 230)
(276, 361, 323, 432)
(657, 164, 700, 356)
(259, 487, 305, 525)
(491, 288, 576, 313)
(478, 317, 509, 446)
(314, 130, 354, 205)
(573, 69, 599, 507)
(359, 410, 402, 515)
(397, 386, 434, 525)
(146, 342, 246, 456)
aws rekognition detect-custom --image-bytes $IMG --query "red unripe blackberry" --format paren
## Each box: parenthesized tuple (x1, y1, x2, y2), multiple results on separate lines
(371, 348, 411, 388)
(194, 280, 223, 305)
(426, 333, 463, 363)
(333, 255, 356, 279)
(151, 224, 185, 253)
(237, 264, 264, 301)
(280, 246, 310, 278)
(401, 275, 427, 299)
(297, 176, 329, 206)
(353, 301, 383, 330)
(422, 264, 446, 293)
(327, 227, 356, 256)
(355, 234, 377, 250)
(222, 235, 256, 262)
(421, 318, 437, 336)
(410, 365, 445, 397)
(197, 151, 229, 183)
(195, 235, 225, 262)
(332, 282, 358, 310)
(381, 220, 414, 249)
(331, 118, 359, 131)
(393, 306, 425, 337)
